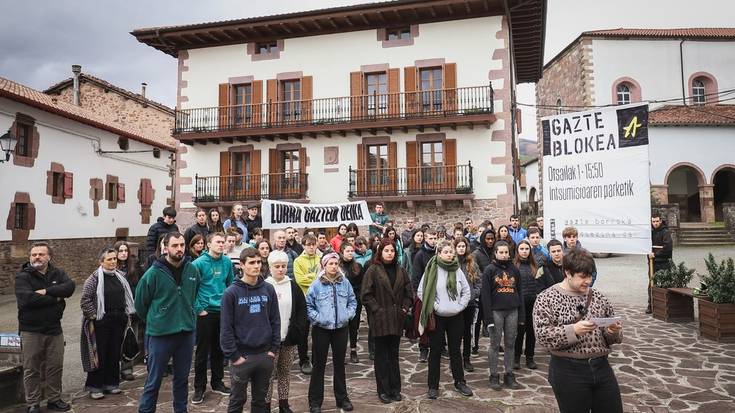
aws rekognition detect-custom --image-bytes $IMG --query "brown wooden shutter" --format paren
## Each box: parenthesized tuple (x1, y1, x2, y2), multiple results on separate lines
(388, 141, 397, 193)
(387, 68, 400, 116)
(404, 66, 417, 115)
(443, 63, 457, 113)
(356, 143, 365, 195)
(298, 147, 307, 198)
(445, 138, 457, 192)
(406, 141, 418, 194)
(249, 150, 262, 198)
(266, 79, 278, 124)
(220, 151, 230, 201)
(269, 148, 279, 198)
(63, 172, 73, 198)
(301, 76, 313, 122)
(26, 203, 36, 229)
(252, 80, 263, 126)
(218, 83, 230, 129)
(117, 183, 126, 203)
(350, 71, 363, 120)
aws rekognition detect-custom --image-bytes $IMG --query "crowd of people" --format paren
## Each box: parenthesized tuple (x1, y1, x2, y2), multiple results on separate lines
(14, 201, 634, 413)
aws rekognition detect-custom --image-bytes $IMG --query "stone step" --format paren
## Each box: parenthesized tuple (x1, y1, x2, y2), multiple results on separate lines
(679, 229, 732, 234)
(679, 241, 735, 246)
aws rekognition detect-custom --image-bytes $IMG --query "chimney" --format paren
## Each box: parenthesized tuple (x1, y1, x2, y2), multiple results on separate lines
(71, 64, 82, 106)
(141, 82, 147, 98)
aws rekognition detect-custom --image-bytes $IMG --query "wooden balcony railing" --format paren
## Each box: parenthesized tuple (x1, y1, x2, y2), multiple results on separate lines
(174, 85, 493, 134)
(348, 164, 473, 198)
(194, 173, 308, 203)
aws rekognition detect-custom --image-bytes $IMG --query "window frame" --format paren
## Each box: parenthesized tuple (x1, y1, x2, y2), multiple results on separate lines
(14, 203, 27, 230)
(280, 79, 302, 122)
(364, 71, 389, 116)
(616, 84, 631, 105)
(385, 27, 411, 41)
(16, 123, 31, 157)
(692, 79, 706, 105)
(232, 83, 254, 124)
(419, 66, 443, 112)
(256, 40, 278, 55)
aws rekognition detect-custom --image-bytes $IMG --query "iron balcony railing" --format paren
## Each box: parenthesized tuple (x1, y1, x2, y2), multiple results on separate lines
(174, 85, 493, 133)
(348, 164, 473, 198)
(194, 173, 308, 203)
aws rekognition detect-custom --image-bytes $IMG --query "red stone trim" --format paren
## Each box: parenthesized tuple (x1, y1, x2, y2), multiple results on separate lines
(176, 50, 190, 110)
(105, 175, 120, 209)
(228, 75, 254, 85)
(11, 113, 40, 168)
(378, 24, 419, 48)
(415, 132, 446, 143)
(664, 162, 707, 186)
(276, 71, 303, 81)
(247, 39, 284, 61)
(46, 162, 67, 204)
(611, 77, 642, 104)
(228, 144, 255, 152)
(711, 164, 735, 183)
(89, 178, 103, 217)
(360, 63, 390, 73)
(688, 71, 718, 104)
(138, 178, 155, 224)
(6, 192, 35, 242)
(415, 58, 445, 68)
(324, 167, 339, 173)
(275, 142, 302, 151)
(360, 136, 390, 145)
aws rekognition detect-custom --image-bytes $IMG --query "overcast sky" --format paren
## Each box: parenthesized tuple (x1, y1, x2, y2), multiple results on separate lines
(1, 0, 733, 140)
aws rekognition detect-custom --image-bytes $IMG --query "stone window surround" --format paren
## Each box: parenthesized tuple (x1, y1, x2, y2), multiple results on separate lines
(90, 178, 103, 217)
(246, 39, 284, 61)
(6, 192, 36, 242)
(12, 113, 40, 168)
(46, 162, 68, 204)
(611, 77, 642, 105)
(688, 72, 718, 104)
(138, 178, 154, 224)
(377, 24, 419, 48)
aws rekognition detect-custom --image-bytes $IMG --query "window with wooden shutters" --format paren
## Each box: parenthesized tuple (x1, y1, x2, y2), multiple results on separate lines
(13, 113, 40, 167)
(443, 63, 457, 112)
(220, 150, 231, 201)
(367, 143, 389, 189)
(63, 172, 73, 199)
(231, 151, 251, 198)
(218, 83, 230, 129)
(404, 66, 418, 115)
(138, 179, 154, 224)
(269, 146, 306, 199)
(421, 141, 444, 188)
(350, 71, 364, 120)
(408, 135, 457, 194)
(51, 172, 64, 198)
(46, 163, 70, 204)
(419, 67, 443, 112)
(358, 138, 396, 196)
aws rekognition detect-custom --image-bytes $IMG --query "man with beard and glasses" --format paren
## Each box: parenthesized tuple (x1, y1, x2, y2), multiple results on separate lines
(136, 232, 201, 413)
(15, 242, 75, 413)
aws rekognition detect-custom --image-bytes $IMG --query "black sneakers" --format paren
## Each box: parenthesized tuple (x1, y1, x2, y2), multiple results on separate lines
(418, 348, 429, 362)
(463, 358, 475, 372)
(27, 405, 40, 413)
(504, 372, 522, 389)
(489, 373, 502, 391)
(192, 389, 204, 404)
(46, 400, 71, 412)
(301, 360, 313, 375)
(339, 399, 354, 411)
(454, 381, 473, 397)
(526, 359, 538, 370)
(212, 382, 231, 395)
(349, 350, 359, 363)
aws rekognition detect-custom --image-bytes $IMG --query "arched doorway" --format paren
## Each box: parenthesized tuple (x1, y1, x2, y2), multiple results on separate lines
(528, 187, 538, 215)
(667, 165, 703, 222)
(713, 166, 735, 221)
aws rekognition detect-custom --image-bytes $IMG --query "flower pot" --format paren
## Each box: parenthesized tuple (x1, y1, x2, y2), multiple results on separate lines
(698, 298, 735, 342)
(651, 286, 694, 322)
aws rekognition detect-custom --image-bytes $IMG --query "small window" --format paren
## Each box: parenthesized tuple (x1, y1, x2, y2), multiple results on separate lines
(153, 147, 161, 158)
(556, 99, 563, 115)
(118, 137, 129, 151)
(52, 172, 64, 197)
(107, 182, 118, 202)
(256, 41, 278, 55)
(386, 27, 411, 41)
(616, 84, 631, 105)
(14, 203, 27, 230)
(692, 78, 706, 105)
(16, 123, 31, 157)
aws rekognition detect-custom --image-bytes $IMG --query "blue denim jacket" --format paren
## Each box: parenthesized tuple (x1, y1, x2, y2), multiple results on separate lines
(305, 272, 357, 330)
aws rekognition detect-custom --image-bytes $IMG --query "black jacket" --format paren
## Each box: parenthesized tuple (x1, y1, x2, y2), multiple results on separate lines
(15, 263, 76, 335)
(472, 228, 496, 273)
(481, 259, 524, 324)
(184, 223, 210, 247)
(146, 217, 179, 257)
(410, 242, 435, 293)
(651, 224, 673, 264)
(283, 279, 308, 347)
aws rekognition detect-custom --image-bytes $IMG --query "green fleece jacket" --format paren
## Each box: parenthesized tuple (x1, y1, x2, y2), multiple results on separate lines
(294, 252, 321, 294)
(135, 257, 201, 337)
(193, 251, 234, 314)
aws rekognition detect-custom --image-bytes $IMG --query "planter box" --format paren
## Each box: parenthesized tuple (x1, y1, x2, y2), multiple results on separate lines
(698, 298, 735, 342)
(651, 286, 694, 322)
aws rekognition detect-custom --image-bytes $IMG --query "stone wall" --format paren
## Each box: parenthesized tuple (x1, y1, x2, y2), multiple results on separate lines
(52, 81, 175, 148)
(381, 199, 508, 230)
(652, 204, 680, 244)
(723, 202, 735, 234)
(535, 38, 595, 212)
(0, 236, 145, 295)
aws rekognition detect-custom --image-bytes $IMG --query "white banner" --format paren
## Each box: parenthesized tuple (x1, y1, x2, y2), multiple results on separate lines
(541, 104, 652, 254)
(261, 199, 373, 229)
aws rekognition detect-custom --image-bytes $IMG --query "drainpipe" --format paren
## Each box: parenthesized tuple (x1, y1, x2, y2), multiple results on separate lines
(679, 40, 686, 105)
(141, 82, 147, 98)
(503, 0, 520, 215)
(71, 64, 82, 106)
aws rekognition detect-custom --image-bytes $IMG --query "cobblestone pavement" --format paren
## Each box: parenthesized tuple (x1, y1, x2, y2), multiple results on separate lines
(1, 245, 734, 412)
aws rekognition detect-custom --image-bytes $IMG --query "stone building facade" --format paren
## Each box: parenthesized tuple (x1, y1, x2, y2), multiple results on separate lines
(535, 28, 735, 224)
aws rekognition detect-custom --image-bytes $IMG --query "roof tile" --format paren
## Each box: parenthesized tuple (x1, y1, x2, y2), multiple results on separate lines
(583, 28, 735, 39)
(650, 104, 735, 126)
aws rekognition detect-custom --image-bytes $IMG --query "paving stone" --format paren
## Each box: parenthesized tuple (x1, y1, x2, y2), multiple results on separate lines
(681, 390, 731, 402)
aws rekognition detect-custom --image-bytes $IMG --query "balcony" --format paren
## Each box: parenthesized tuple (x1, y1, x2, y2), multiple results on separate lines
(194, 173, 308, 205)
(174, 85, 495, 143)
(348, 164, 474, 208)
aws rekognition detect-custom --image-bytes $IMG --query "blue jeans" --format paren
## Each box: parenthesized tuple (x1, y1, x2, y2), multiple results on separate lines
(138, 331, 195, 413)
